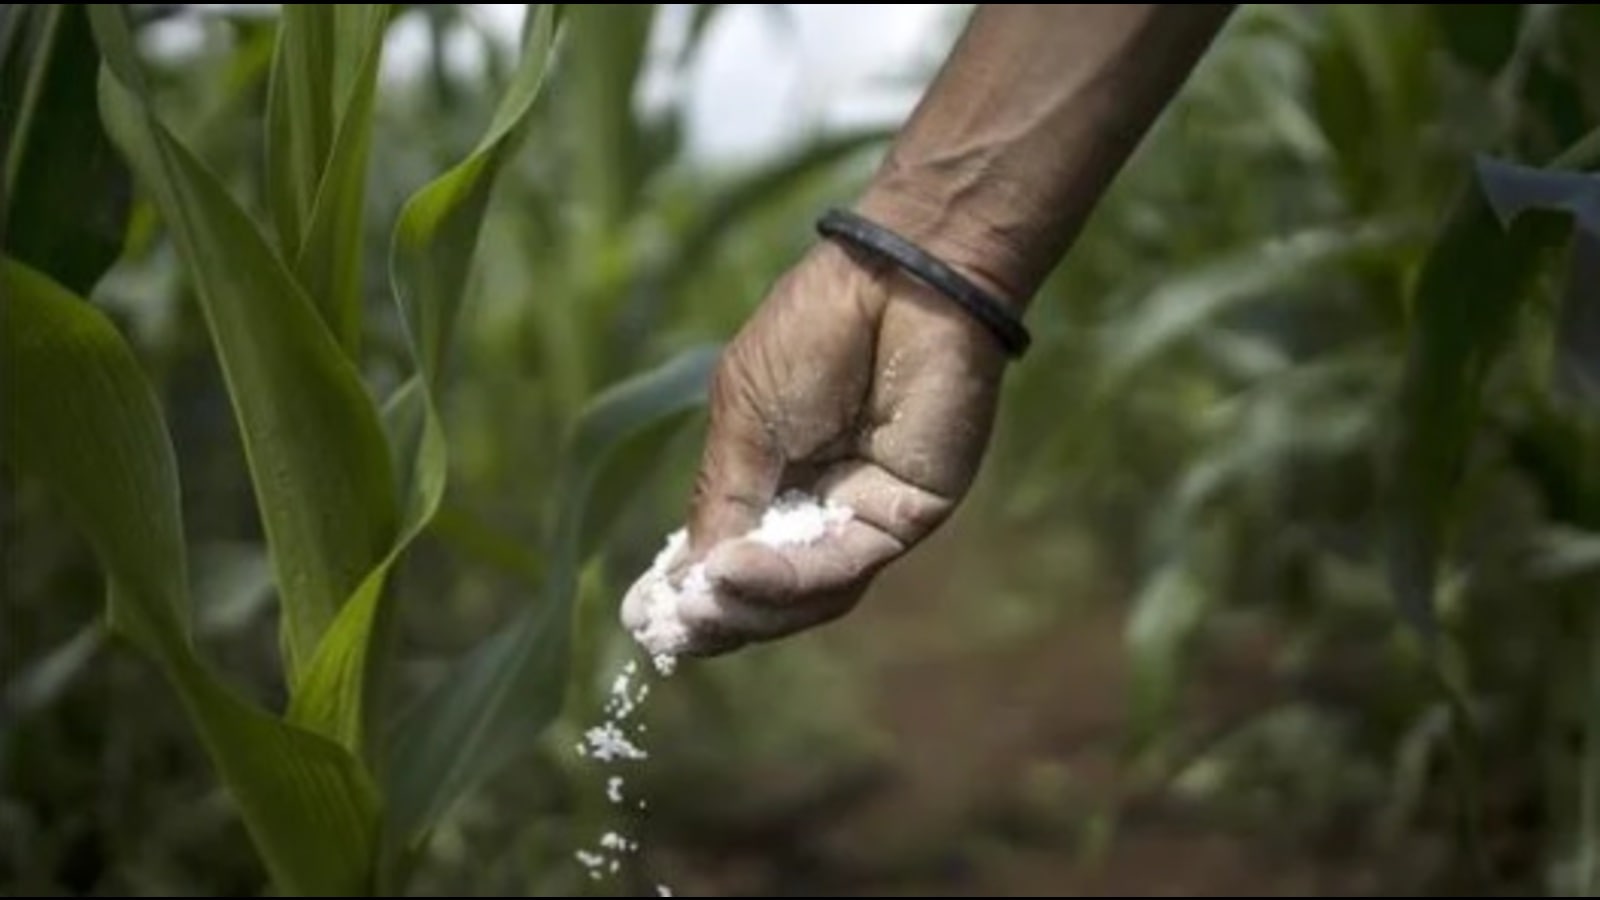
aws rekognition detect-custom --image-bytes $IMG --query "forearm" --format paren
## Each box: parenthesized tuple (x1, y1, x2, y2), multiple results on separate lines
(856, 4, 1235, 310)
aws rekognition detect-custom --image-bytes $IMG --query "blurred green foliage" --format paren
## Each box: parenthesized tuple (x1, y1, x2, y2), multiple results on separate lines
(2, 3, 1597, 896)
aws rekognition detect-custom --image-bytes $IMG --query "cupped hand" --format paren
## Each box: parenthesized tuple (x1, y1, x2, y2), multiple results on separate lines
(621, 239, 1008, 657)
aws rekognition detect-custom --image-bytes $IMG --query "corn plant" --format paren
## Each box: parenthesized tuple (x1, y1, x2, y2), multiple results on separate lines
(2, 4, 716, 894)
(994, 5, 1599, 891)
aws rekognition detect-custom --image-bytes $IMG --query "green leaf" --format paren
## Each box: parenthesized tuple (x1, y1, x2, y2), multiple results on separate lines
(1526, 526, 1600, 583)
(385, 344, 719, 844)
(264, 6, 336, 257)
(1384, 174, 1551, 638)
(562, 4, 656, 232)
(171, 661, 383, 897)
(288, 3, 562, 752)
(1097, 218, 1418, 392)
(430, 502, 545, 588)
(0, 258, 379, 896)
(91, 6, 399, 684)
(1474, 155, 1600, 409)
(286, 384, 445, 751)
(1386, 155, 1598, 638)
(2, 258, 189, 651)
(0, 4, 131, 294)
(631, 128, 892, 344)
(390, 3, 561, 384)
(4, 622, 105, 719)
(282, 5, 393, 353)
(673, 128, 892, 279)
(1125, 556, 1210, 751)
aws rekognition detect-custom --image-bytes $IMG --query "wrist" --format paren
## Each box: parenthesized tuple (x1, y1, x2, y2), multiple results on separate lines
(854, 172, 1039, 316)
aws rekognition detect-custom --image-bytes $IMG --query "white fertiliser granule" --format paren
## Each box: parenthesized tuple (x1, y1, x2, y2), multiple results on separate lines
(574, 490, 853, 893)
(629, 489, 855, 669)
(572, 659, 653, 881)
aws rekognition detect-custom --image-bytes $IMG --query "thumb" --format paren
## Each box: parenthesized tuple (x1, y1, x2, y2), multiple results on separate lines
(686, 361, 783, 560)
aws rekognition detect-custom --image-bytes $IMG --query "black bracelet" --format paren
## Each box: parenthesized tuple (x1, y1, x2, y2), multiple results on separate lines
(816, 208, 1031, 359)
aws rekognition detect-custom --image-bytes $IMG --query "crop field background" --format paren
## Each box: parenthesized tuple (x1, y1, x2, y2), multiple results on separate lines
(3, 4, 1598, 896)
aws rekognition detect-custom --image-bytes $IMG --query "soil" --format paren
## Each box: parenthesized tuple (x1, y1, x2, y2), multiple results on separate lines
(637, 508, 1445, 898)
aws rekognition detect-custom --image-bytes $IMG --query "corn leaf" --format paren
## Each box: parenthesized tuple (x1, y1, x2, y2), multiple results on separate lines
(390, 3, 561, 384)
(562, 4, 656, 232)
(1474, 156, 1600, 410)
(385, 344, 719, 844)
(285, 383, 443, 751)
(264, 6, 335, 258)
(2, 259, 189, 652)
(278, 5, 392, 353)
(0, 4, 130, 294)
(91, 6, 399, 685)
(671, 128, 892, 280)
(1387, 156, 1599, 636)
(287, 4, 562, 752)
(1097, 218, 1418, 391)
(1125, 555, 1210, 750)
(1385, 178, 1550, 638)
(0, 259, 379, 896)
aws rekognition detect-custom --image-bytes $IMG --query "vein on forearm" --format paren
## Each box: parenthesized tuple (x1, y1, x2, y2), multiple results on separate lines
(860, 4, 1236, 306)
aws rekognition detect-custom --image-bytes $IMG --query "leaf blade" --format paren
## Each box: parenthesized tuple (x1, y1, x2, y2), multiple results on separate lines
(265, 5, 336, 257)
(1098, 218, 1419, 391)
(390, 3, 561, 383)
(0, 4, 131, 294)
(0, 258, 380, 896)
(92, 6, 399, 684)
(1384, 176, 1548, 637)
(289, 4, 561, 753)
(292, 4, 392, 353)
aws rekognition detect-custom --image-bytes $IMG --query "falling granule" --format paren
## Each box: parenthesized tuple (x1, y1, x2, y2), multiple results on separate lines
(570, 645, 662, 887)
(582, 721, 646, 762)
(574, 493, 850, 893)
(574, 848, 606, 882)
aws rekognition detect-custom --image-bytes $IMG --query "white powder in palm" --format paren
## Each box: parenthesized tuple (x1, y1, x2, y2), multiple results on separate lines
(574, 491, 852, 892)
(630, 489, 855, 671)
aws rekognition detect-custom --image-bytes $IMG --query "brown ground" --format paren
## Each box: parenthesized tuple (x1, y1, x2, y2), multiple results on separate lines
(635, 510, 1445, 898)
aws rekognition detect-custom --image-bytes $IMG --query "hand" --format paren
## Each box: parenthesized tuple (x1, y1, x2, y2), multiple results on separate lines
(621, 239, 1008, 657)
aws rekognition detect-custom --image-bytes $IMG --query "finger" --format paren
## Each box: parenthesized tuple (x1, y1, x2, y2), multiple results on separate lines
(686, 357, 783, 559)
(619, 530, 686, 634)
(814, 460, 954, 547)
(619, 531, 754, 658)
(677, 582, 857, 649)
(704, 517, 904, 607)
(669, 617, 749, 658)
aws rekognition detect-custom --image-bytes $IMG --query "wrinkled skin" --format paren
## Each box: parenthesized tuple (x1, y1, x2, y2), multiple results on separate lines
(621, 241, 1007, 655)
(617, 4, 1234, 657)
